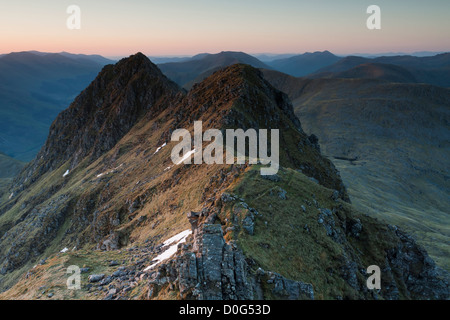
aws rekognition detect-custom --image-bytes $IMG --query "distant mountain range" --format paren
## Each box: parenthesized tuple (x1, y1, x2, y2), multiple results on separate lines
(155, 50, 450, 89)
(0, 51, 114, 161)
(311, 53, 450, 87)
(266, 51, 341, 77)
(157, 51, 270, 89)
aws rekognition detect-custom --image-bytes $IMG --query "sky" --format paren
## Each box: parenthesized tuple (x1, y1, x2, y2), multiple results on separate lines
(0, 0, 449, 58)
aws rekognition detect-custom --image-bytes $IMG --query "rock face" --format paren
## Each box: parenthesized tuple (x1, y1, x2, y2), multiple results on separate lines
(148, 223, 254, 300)
(17, 53, 180, 185)
(147, 222, 314, 300)
(145, 206, 449, 301)
(384, 227, 449, 300)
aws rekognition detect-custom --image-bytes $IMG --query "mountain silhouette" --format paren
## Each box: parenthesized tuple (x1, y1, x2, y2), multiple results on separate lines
(158, 51, 270, 89)
(310, 53, 450, 87)
(267, 51, 341, 77)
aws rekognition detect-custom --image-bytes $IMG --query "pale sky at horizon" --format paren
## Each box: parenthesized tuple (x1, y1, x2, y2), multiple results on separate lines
(1, 0, 449, 58)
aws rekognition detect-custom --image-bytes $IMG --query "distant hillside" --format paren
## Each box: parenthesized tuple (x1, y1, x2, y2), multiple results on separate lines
(158, 51, 270, 88)
(252, 53, 297, 62)
(0, 153, 25, 199)
(0, 153, 25, 179)
(57, 52, 115, 65)
(267, 51, 341, 77)
(0, 51, 113, 161)
(310, 53, 450, 87)
(311, 56, 371, 75)
(322, 63, 418, 83)
(263, 69, 450, 271)
(147, 56, 193, 64)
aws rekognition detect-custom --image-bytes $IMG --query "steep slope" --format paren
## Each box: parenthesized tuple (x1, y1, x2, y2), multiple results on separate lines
(263, 69, 450, 271)
(0, 51, 113, 161)
(158, 51, 270, 89)
(0, 56, 344, 294)
(268, 51, 341, 77)
(19, 52, 180, 184)
(0, 56, 447, 300)
(0, 53, 181, 290)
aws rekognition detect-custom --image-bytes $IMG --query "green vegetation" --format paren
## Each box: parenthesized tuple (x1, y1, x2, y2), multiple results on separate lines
(0, 249, 135, 300)
(263, 69, 450, 272)
(219, 165, 416, 299)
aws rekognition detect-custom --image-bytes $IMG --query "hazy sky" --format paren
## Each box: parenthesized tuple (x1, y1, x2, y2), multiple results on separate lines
(1, 0, 449, 57)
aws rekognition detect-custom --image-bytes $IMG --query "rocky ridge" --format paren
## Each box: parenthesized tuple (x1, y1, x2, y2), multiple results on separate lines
(0, 54, 447, 300)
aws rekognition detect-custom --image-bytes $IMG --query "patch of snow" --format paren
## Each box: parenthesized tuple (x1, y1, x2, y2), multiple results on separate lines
(175, 149, 197, 165)
(63, 170, 70, 177)
(60, 247, 69, 253)
(143, 229, 192, 271)
(162, 229, 192, 247)
(153, 142, 167, 155)
(96, 163, 124, 178)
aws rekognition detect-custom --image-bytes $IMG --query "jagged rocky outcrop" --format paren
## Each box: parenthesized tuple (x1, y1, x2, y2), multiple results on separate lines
(147, 222, 314, 300)
(16, 53, 180, 186)
(145, 205, 448, 301)
(383, 226, 449, 300)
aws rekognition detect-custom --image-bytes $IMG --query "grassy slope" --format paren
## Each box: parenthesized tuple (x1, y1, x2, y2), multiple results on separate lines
(0, 249, 139, 300)
(219, 166, 400, 299)
(0, 164, 419, 300)
(262, 70, 450, 271)
(0, 103, 244, 298)
(0, 100, 233, 293)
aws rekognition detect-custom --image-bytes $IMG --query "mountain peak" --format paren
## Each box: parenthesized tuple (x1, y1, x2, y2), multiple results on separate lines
(114, 52, 161, 74)
(158, 52, 270, 88)
(19, 53, 180, 183)
(171, 63, 348, 197)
